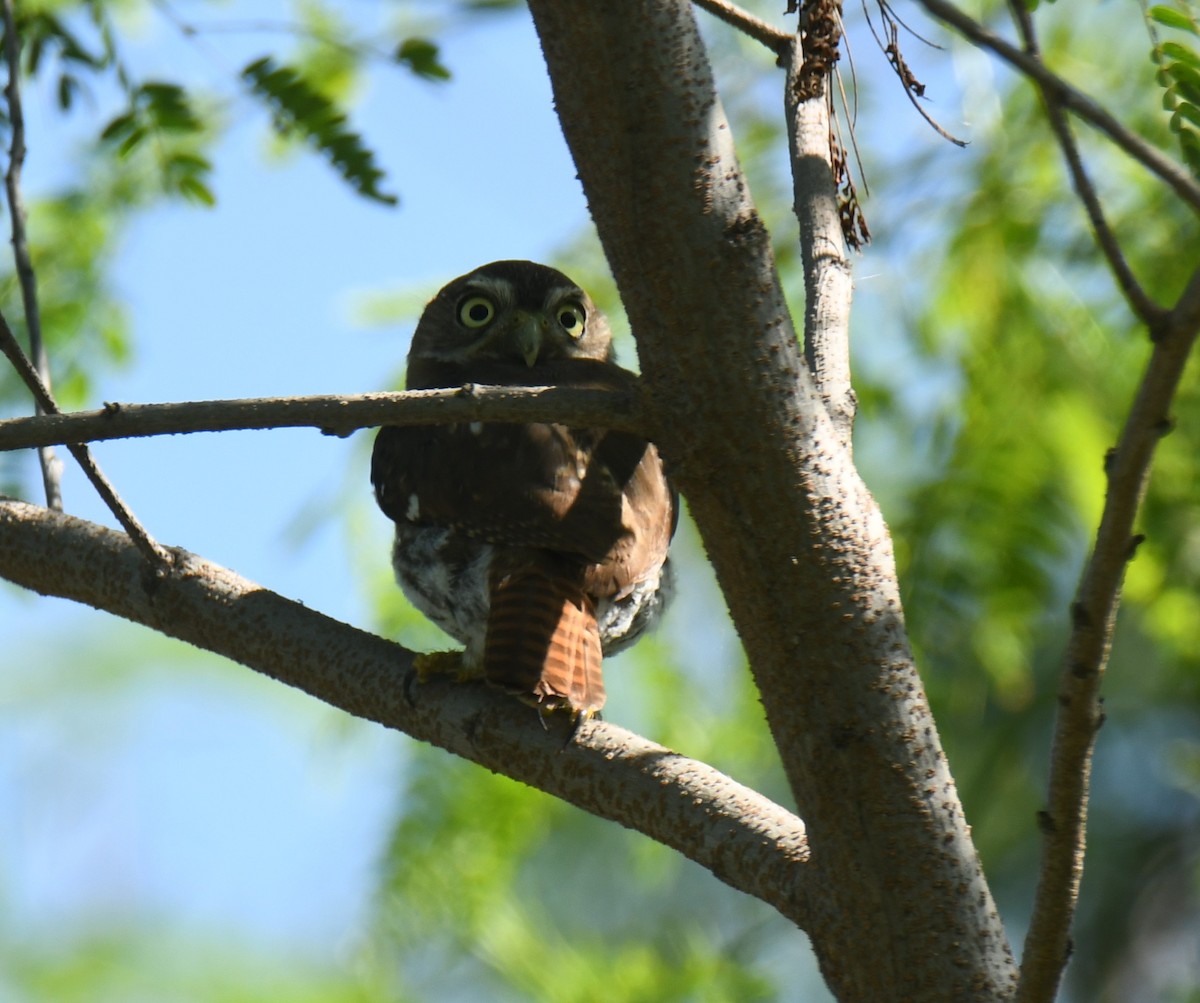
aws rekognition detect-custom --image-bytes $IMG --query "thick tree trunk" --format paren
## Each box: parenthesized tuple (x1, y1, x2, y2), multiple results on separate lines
(527, 2, 1017, 999)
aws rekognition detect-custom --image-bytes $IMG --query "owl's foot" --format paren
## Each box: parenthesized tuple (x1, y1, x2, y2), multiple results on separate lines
(558, 706, 602, 747)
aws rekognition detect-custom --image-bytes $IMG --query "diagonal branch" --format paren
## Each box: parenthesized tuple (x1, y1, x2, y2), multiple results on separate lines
(0, 311, 169, 566)
(915, 0, 1200, 215)
(1007, 1, 1165, 326)
(691, 0, 791, 55)
(1, 0, 62, 508)
(0, 497, 812, 927)
(1018, 265, 1200, 1003)
(0, 384, 642, 452)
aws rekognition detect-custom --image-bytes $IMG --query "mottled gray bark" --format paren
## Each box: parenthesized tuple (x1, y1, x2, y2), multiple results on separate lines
(527, 2, 1015, 999)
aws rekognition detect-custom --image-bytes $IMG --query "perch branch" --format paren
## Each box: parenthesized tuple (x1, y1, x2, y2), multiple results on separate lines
(1, 0, 62, 508)
(1018, 265, 1200, 1003)
(1007, 1, 1164, 326)
(0, 497, 812, 927)
(0, 384, 643, 452)
(915, 0, 1200, 214)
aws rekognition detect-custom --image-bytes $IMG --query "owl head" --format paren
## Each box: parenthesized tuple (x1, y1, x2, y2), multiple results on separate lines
(407, 261, 615, 382)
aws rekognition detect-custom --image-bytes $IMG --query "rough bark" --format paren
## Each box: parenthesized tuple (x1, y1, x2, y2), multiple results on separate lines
(527, 2, 1016, 999)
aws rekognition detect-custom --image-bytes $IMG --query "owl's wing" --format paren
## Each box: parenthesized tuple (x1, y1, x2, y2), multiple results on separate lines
(371, 421, 658, 565)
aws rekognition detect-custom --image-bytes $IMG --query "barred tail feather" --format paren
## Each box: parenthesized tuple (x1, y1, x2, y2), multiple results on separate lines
(484, 569, 605, 718)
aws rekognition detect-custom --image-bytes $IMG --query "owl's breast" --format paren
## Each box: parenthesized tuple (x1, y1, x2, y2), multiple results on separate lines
(391, 523, 492, 663)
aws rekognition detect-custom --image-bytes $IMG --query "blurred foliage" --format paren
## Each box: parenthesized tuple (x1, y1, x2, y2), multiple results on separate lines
(1, 928, 390, 1003)
(850, 10, 1200, 1003)
(2, 0, 1200, 1002)
(0, 0, 438, 436)
(241, 55, 396, 205)
(1149, 0, 1200, 177)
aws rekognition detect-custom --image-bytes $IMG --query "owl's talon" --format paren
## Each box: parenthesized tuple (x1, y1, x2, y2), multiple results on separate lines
(563, 708, 599, 747)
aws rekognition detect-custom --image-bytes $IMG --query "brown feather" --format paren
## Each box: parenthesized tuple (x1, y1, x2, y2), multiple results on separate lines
(483, 558, 605, 717)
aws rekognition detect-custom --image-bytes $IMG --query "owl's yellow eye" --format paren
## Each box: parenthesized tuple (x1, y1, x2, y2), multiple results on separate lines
(458, 295, 496, 329)
(557, 303, 586, 339)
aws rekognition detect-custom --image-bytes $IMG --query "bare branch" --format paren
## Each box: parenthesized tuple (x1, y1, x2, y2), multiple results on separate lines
(785, 33, 857, 449)
(1007, 2, 1164, 326)
(915, 0, 1200, 215)
(0, 384, 642, 452)
(0, 311, 169, 566)
(0, 497, 812, 926)
(1, 0, 62, 508)
(691, 0, 791, 55)
(1018, 266, 1200, 1003)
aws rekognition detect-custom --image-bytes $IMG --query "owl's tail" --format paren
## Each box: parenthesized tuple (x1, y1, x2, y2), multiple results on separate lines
(484, 563, 605, 719)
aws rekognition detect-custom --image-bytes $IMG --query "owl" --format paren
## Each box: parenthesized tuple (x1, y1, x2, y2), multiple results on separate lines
(371, 260, 676, 719)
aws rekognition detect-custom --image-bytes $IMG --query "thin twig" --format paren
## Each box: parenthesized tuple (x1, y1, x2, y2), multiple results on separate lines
(915, 0, 1200, 215)
(691, 0, 791, 56)
(0, 384, 643, 452)
(0, 311, 169, 567)
(1, 0, 62, 509)
(1008, 2, 1164, 326)
(0, 497, 813, 928)
(878, 0, 941, 51)
(1017, 266, 1200, 1003)
(865, 4, 967, 147)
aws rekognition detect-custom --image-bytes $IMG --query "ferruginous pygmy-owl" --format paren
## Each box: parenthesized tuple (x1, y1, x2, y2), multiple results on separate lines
(371, 260, 677, 719)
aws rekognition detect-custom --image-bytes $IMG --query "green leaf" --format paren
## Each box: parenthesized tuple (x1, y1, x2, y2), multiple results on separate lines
(1172, 102, 1200, 128)
(138, 81, 203, 133)
(164, 151, 212, 173)
(1164, 60, 1200, 88)
(1164, 61, 1200, 103)
(241, 56, 398, 205)
(396, 38, 451, 81)
(116, 125, 146, 157)
(1149, 4, 1200, 33)
(1161, 40, 1200, 67)
(175, 175, 215, 206)
(57, 73, 80, 111)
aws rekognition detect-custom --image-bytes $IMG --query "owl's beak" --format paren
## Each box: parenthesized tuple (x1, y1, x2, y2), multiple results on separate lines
(512, 313, 543, 367)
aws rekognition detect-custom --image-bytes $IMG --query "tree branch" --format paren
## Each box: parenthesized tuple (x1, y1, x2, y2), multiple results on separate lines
(785, 29, 857, 450)
(1007, 1, 1165, 327)
(1, 0, 62, 508)
(0, 384, 642, 452)
(1018, 265, 1200, 1003)
(0, 497, 812, 926)
(0, 310, 169, 567)
(528, 2, 1016, 998)
(691, 0, 791, 56)
(914, 0, 1200, 215)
